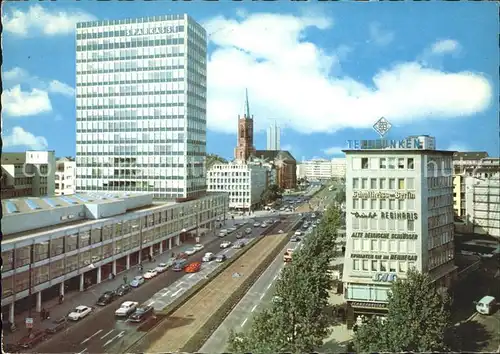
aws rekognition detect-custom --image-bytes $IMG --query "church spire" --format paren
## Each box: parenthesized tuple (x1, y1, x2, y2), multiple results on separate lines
(245, 88, 251, 118)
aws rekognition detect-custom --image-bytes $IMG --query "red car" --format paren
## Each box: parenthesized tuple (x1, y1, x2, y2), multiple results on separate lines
(184, 261, 201, 273)
(18, 330, 47, 349)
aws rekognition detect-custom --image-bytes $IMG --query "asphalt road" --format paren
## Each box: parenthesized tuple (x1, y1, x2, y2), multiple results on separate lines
(200, 228, 312, 352)
(35, 217, 275, 354)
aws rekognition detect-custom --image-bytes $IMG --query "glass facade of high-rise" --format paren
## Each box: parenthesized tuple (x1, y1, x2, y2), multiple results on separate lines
(75, 14, 207, 199)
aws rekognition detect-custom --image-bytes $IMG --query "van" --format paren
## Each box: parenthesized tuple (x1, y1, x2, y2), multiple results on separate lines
(475, 296, 497, 315)
(172, 259, 187, 272)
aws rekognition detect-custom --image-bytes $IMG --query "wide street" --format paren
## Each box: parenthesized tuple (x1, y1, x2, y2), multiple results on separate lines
(33, 216, 276, 354)
(200, 226, 313, 352)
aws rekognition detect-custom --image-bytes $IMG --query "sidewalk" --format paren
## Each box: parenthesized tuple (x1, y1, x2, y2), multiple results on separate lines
(4, 233, 218, 345)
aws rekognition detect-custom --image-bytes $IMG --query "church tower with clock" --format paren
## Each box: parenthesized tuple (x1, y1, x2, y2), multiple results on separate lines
(234, 89, 256, 162)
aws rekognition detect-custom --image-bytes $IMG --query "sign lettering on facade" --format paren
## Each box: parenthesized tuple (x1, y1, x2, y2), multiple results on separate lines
(353, 191, 416, 200)
(346, 138, 423, 150)
(126, 26, 180, 36)
(350, 212, 377, 219)
(351, 232, 418, 240)
(351, 253, 418, 261)
(373, 273, 397, 282)
(380, 211, 418, 220)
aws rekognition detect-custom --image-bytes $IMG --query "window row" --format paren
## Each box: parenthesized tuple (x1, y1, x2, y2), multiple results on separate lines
(353, 177, 415, 190)
(351, 238, 416, 253)
(352, 217, 415, 232)
(355, 157, 415, 170)
(353, 198, 416, 211)
(352, 259, 416, 273)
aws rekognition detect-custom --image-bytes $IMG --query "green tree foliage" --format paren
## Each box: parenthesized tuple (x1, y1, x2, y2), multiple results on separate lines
(353, 269, 452, 352)
(260, 183, 283, 204)
(205, 153, 228, 169)
(228, 204, 343, 353)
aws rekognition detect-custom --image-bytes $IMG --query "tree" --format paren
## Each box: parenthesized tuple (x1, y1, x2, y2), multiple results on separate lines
(205, 153, 228, 169)
(260, 183, 283, 204)
(228, 204, 343, 353)
(353, 269, 452, 353)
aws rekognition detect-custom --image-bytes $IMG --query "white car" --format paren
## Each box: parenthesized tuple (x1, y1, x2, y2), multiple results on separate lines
(68, 305, 92, 321)
(154, 263, 170, 273)
(143, 269, 158, 279)
(202, 252, 215, 262)
(115, 301, 139, 317)
(294, 230, 302, 236)
(220, 241, 232, 249)
(260, 223, 267, 228)
(185, 248, 196, 256)
(193, 243, 204, 251)
(245, 227, 252, 235)
(253, 222, 260, 227)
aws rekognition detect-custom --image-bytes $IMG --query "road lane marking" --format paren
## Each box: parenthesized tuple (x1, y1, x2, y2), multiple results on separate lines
(224, 249, 230, 253)
(100, 330, 114, 340)
(77, 348, 87, 354)
(176, 282, 184, 287)
(81, 329, 103, 344)
(188, 274, 195, 279)
(171, 288, 182, 297)
(266, 283, 272, 290)
(147, 301, 155, 306)
(103, 331, 125, 347)
(161, 290, 172, 297)
(273, 275, 278, 281)
(241, 318, 248, 327)
(251, 305, 257, 312)
(260, 293, 265, 300)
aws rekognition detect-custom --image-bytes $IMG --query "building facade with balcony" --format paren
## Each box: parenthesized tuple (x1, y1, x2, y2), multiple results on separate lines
(55, 158, 76, 196)
(206, 161, 267, 210)
(1, 151, 56, 199)
(1, 192, 227, 324)
(342, 148, 457, 319)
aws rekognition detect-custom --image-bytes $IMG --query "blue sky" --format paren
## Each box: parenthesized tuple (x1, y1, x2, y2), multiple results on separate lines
(2, 1, 498, 161)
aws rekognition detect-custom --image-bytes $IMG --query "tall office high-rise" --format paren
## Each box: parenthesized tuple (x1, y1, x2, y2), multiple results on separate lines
(266, 121, 281, 151)
(75, 15, 207, 199)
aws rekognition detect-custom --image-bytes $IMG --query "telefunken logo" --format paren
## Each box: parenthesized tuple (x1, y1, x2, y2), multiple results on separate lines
(125, 26, 180, 36)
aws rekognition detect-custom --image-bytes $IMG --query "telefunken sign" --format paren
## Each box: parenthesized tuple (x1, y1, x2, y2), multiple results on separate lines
(126, 26, 181, 36)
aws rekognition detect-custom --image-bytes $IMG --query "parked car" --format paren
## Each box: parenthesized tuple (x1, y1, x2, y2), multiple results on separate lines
(216, 254, 227, 263)
(18, 330, 47, 349)
(291, 236, 301, 242)
(202, 252, 215, 262)
(193, 243, 205, 251)
(260, 223, 267, 228)
(154, 262, 170, 273)
(130, 276, 145, 288)
(96, 291, 117, 306)
(236, 232, 244, 239)
(68, 305, 92, 321)
(245, 227, 252, 235)
(46, 317, 68, 334)
(115, 284, 132, 296)
(185, 261, 202, 273)
(115, 301, 139, 317)
(294, 231, 302, 236)
(253, 222, 261, 227)
(172, 259, 188, 271)
(143, 269, 158, 279)
(220, 241, 232, 249)
(176, 252, 188, 259)
(185, 248, 196, 256)
(129, 305, 155, 323)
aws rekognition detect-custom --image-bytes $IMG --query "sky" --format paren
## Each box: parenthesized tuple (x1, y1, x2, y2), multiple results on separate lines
(2, 1, 498, 161)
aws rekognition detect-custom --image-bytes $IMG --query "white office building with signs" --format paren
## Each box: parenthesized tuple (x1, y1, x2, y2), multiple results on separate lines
(342, 120, 457, 317)
(1, 192, 227, 324)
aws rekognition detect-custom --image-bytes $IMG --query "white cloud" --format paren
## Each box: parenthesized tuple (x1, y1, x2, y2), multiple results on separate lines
(431, 39, 461, 55)
(2, 4, 95, 37)
(447, 143, 470, 152)
(323, 146, 345, 156)
(2, 85, 52, 117)
(3, 126, 48, 150)
(368, 22, 395, 46)
(204, 13, 493, 135)
(48, 80, 75, 97)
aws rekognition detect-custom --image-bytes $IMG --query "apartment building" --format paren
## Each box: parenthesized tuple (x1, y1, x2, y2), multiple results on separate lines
(342, 147, 457, 318)
(207, 161, 267, 210)
(1, 151, 56, 199)
(55, 158, 76, 196)
(1, 192, 227, 323)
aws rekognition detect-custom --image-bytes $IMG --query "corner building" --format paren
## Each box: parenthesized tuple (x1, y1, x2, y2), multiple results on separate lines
(342, 148, 457, 320)
(75, 15, 207, 199)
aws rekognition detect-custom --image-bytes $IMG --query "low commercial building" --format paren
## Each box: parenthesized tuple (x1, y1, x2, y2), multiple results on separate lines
(297, 158, 347, 181)
(253, 150, 297, 190)
(1, 151, 56, 199)
(1, 192, 228, 323)
(206, 161, 267, 211)
(55, 158, 76, 196)
(342, 146, 457, 319)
